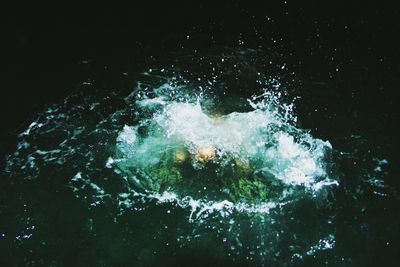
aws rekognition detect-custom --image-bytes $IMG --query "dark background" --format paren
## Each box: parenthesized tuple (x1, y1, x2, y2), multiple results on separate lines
(1, 2, 400, 266)
(3, 1, 400, 161)
(2, 2, 399, 127)
(2, 3, 400, 160)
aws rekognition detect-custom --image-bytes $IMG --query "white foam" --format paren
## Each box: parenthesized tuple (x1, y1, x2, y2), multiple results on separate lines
(117, 99, 331, 188)
(117, 125, 137, 144)
(145, 190, 279, 221)
(114, 83, 337, 215)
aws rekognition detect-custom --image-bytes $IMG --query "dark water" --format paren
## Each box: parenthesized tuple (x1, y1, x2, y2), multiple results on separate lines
(1, 3, 400, 266)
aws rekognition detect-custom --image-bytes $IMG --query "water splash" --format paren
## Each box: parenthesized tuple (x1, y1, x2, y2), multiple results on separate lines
(111, 81, 338, 219)
(8, 49, 388, 265)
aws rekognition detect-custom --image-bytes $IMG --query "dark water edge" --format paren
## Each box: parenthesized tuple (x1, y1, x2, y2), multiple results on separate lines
(1, 2, 400, 266)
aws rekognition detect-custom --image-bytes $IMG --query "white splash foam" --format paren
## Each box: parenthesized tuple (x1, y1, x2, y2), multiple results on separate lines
(113, 83, 337, 216)
(145, 190, 280, 222)
(117, 99, 332, 188)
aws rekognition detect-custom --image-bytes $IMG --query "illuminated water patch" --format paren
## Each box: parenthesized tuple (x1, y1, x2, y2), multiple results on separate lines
(110, 82, 338, 217)
(5, 49, 369, 265)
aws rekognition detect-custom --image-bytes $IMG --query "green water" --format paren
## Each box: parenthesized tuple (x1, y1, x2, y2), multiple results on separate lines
(1, 48, 399, 266)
